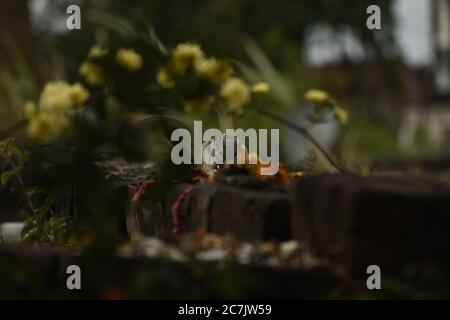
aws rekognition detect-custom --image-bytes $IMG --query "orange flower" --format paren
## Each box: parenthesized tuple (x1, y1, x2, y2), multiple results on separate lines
(101, 284, 127, 300)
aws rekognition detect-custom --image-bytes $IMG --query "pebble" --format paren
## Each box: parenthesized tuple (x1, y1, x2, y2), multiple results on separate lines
(236, 243, 255, 265)
(258, 242, 277, 255)
(280, 240, 300, 258)
(0, 222, 24, 244)
(140, 237, 165, 257)
(196, 248, 228, 261)
(123, 234, 321, 269)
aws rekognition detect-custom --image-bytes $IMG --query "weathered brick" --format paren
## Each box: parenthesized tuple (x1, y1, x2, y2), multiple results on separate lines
(290, 174, 450, 276)
(183, 176, 292, 242)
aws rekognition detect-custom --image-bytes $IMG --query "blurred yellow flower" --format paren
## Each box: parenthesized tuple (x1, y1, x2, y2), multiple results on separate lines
(116, 48, 143, 72)
(220, 78, 250, 110)
(24, 101, 38, 119)
(334, 107, 349, 125)
(69, 83, 89, 105)
(39, 82, 88, 113)
(305, 89, 330, 104)
(39, 82, 73, 113)
(195, 57, 220, 77)
(79, 62, 105, 85)
(251, 82, 270, 94)
(26, 81, 89, 142)
(88, 45, 108, 59)
(156, 68, 175, 89)
(27, 113, 69, 143)
(195, 58, 233, 83)
(171, 43, 204, 74)
(194, 58, 232, 83)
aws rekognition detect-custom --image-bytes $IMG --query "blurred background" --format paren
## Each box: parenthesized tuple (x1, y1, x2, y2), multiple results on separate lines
(1, 0, 450, 179)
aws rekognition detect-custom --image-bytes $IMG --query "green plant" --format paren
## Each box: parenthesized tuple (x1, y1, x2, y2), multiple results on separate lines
(0, 138, 68, 243)
(0, 138, 33, 209)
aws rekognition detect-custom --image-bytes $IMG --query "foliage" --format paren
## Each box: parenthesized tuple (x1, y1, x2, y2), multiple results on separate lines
(0, 138, 68, 243)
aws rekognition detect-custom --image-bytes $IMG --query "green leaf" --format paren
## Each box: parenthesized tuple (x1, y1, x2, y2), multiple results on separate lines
(1, 170, 15, 185)
(18, 152, 30, 167)
(21, 227, 40, 242)
(0, 137, 14, 149)
(240, 37, 295, 108)
(34, 190, 57, 217)
(9, 147, 22, 159)
(25, 186, 46, 197)
(20, 221, 34, 239)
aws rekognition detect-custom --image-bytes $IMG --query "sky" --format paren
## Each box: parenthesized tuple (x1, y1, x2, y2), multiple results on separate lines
(394, 0, 434, 66)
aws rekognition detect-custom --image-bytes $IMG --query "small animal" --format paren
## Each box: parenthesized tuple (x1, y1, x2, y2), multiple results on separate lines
(201, 134, 248, 178)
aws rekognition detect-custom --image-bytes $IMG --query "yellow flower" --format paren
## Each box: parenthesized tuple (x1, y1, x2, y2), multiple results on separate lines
(79, 62, 105, 85)
(334, 107, 349, 125)
(88, 45, 108, 59)
(69, 83, 89, 105)
(116, 48, 143, 72)
(39, 82, 73, 113)
(251, 82, 270, 94)
(26, 81, 89, 142)
(305, 89, 330, 104)
(171, 43, 204, 74)
(183, 97, 212, 114)
(27, 113, 69, 143)
(38, 82, 89, 114)
(195, 58, 219, 77)
(220, 78, 250, 110)
(156, 68, 175, 89)
(24, 101, 38, 119)
(195, 58, 233, 82)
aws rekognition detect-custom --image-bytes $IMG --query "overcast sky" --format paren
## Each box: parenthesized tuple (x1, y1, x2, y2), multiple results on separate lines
(394, 0, 433, 66)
